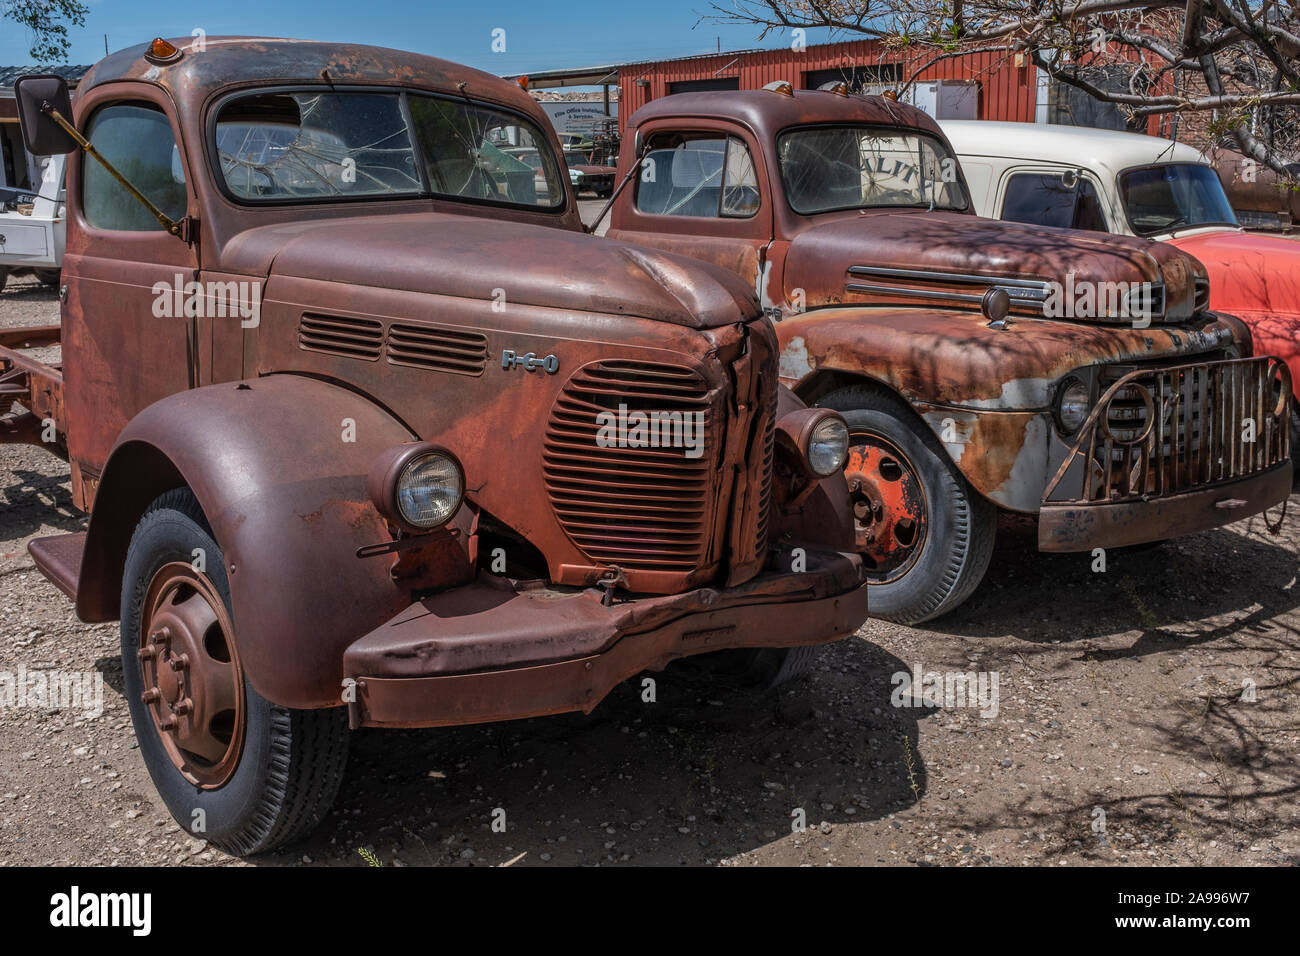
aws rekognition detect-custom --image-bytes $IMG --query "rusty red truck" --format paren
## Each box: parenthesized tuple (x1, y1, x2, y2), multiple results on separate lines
(0, 39, 869, 854)
(607, 83, 1292, 624)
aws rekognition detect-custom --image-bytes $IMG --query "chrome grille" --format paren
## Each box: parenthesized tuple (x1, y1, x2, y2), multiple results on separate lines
(1046, 357, 1291, 503)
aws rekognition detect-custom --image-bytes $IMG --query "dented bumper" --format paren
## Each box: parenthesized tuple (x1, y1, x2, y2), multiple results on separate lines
(1039, 461, 1292, 551)
(343, 546, 868, 728)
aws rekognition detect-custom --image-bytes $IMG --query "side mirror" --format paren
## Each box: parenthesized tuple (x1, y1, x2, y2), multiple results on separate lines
(14, 74, 78, 156)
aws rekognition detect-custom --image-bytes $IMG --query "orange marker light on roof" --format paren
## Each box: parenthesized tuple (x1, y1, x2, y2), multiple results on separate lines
(145, 37, 183, 64)
(517, 75, 530, 91)
(762, 80, 795, 97)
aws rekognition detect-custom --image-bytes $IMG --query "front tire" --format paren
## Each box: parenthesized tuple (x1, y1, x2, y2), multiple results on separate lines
(121, 488, 349, 855)
(820, 386, 996, 625)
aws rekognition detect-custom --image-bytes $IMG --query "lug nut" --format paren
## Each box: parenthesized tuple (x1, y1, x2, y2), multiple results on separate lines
(160, 716, 177, 732)
(138, 643, 158, 661)
(141, 688, 161, 704)
(174, 698, 193, 716)
(151, 627, 171, 644)
(169, 653, 190, 672)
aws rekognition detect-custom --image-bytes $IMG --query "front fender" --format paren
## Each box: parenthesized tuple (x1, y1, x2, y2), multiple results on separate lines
(77, 375, 420, 708)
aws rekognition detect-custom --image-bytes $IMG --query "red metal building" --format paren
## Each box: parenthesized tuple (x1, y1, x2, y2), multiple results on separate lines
(615, 39, 1041, 134)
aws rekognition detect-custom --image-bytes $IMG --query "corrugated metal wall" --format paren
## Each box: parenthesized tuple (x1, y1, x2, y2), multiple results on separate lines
(617, 40, 1039, 133)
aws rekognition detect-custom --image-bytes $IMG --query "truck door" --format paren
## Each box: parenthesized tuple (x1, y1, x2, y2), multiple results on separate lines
(61, 85, 198, 503)
(608, 124, 774, 296)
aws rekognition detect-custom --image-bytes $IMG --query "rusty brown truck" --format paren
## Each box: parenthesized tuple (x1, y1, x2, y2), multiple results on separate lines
(607, 83, 1292, 624)
(0, 40, 869, 854)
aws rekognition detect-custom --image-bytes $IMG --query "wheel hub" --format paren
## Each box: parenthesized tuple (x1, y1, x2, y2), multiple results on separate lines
(844, 432, 929, 583)
(137, 562, 245, 788)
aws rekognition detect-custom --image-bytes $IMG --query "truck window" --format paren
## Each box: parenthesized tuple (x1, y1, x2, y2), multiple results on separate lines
(1001, 172, 1108, 232)
(1118, 163, 1238, 236)
(636, 134, 759, 218)
(213, 90, 564, 209)
(83, 104, 188, 231)
(776, 126, 967, 214)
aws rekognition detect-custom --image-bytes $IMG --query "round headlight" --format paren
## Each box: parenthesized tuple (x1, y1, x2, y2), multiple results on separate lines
(1056, 378, 1091, 434)
(396, 452, 464, 529)
(808, 416, 850, 477)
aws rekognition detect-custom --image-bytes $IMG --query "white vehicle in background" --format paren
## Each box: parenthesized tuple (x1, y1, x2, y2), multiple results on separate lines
(940, 119, 1300, 456)
(0, 152, 65, 293)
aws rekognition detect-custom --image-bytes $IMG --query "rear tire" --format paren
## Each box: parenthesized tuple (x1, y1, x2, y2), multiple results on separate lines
(121, 488, 349, 855)
(820, 386, 996, 625)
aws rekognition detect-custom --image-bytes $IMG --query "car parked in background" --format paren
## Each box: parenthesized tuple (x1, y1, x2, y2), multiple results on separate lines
(943, 120, 1300, 454)
(563, 148, 616, 198)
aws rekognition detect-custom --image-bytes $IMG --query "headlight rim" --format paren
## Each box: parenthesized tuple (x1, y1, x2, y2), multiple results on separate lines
(807, 414, 850, 478)
(775, 407, 851, 480)
(1053, 375, 1092, 436)
(367, 442, 466, 534)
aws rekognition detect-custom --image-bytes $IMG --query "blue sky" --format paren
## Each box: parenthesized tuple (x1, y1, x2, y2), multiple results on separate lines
(0, 0, 840, 76)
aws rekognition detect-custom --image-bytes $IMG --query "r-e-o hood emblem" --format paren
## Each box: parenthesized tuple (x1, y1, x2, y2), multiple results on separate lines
(501, 349, 559, 374)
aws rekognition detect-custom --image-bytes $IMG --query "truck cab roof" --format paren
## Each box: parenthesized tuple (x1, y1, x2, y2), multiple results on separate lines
(78, 36, 537, 117)
(627, 88, 945, 141)
(939, 120, 1210, 178)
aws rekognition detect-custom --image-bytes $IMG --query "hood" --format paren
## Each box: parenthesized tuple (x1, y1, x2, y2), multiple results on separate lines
(784, 210, 1207, 324)
(1165, 230, 1300, 317)
(219, 212, 759, 329)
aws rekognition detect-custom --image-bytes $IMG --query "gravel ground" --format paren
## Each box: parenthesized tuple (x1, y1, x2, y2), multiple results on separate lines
(2, 272, 1297, 867)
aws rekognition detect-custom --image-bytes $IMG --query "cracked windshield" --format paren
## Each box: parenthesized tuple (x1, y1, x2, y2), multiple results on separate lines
(214, 90, 565, 207)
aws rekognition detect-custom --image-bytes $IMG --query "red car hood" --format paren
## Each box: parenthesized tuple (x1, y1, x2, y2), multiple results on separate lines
(1167, 229, 1300, 390)
(1165, 230, 1300, 316)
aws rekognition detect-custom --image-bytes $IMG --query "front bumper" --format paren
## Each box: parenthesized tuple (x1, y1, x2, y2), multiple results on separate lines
(1039, 461, 1291, 551)
(343, 546, 867, 728)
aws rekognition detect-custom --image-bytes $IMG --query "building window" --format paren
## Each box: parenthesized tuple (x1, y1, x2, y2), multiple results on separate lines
(803, 64, 902, 94)
(666, 78, 740, 95)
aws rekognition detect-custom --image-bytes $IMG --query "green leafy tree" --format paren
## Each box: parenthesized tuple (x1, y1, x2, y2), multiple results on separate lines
(3, 0, 89, 62)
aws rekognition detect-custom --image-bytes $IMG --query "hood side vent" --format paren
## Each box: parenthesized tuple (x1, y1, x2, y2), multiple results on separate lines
(386, 323, 488, 376)
(298, 313, 383, 361)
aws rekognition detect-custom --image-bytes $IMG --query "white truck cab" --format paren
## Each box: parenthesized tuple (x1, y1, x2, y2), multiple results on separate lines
(939, 120, 1237, 241)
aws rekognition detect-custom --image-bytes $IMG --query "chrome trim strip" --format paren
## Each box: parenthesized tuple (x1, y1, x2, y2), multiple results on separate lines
(847, 264, 1050, 291)
(845, 282, 1048, 305)
(845, 282, 985, 304)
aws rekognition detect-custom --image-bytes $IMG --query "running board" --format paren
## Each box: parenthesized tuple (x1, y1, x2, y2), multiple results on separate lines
(27, 532, 86, 601)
